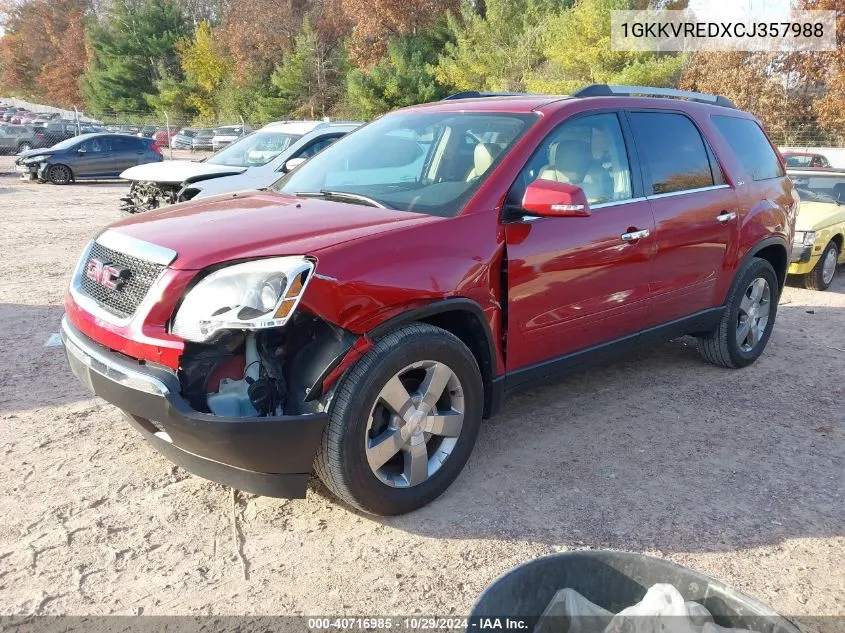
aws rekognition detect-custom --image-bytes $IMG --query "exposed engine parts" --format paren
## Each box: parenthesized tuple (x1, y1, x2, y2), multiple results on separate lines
(177, 313, 357, 419)
(120, 181, 181, 214)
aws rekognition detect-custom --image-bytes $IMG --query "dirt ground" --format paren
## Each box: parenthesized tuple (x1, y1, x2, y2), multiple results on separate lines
(0, 155, 842, 625)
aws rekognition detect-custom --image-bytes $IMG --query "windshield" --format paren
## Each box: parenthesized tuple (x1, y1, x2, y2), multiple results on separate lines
(205, 130, 302, 167)
(790, 172, 845, 204)
(273, 111, 535, 216)
(50, 135, 87, 150)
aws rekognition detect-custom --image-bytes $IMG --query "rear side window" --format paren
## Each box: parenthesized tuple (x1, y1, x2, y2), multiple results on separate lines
(629, 112, 715, 195)
(112, 137, 142, 151)
(712, 115, 784, 181)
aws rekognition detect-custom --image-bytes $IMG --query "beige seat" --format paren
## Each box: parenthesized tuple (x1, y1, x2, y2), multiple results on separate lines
(466, 143, 500, 181)
(538, 139, 614, 202)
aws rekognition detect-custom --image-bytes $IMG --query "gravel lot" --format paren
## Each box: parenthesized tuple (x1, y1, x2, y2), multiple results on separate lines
(0, 154, 842, 624)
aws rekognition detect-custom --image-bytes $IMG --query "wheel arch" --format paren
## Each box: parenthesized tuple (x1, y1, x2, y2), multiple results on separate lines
(741, 237, 789, 292)
(367, 298, 500, 419)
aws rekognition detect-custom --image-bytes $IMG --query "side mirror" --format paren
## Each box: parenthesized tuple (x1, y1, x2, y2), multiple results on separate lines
(283, 157, 306, 173)
(76, 147, 86, 155)
(521, 179, 590, 218)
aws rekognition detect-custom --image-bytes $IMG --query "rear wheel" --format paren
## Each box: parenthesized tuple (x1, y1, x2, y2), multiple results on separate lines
(17, 142, 32, 152)
(315, 323, 483, 515)
(47, 164, 72, 185)
(804, 240, 839, 291)
(697, 257, 779, 368)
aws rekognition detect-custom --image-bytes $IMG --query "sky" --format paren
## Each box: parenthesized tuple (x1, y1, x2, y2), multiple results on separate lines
(689, 0, 794, 17)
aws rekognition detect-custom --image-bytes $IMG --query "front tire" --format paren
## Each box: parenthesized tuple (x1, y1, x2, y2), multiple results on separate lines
(47, 164, 73, 185)
(804, 240, 839, 291)
(697, 257, 779, 369)
(315, 323, 483, 516)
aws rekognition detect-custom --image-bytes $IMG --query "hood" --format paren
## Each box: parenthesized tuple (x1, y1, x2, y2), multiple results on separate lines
(796, 200, 845, 231)
(106, 190, 440, 270)
(120, 160, 247, 184)
(16, 148, 52, 160)
(190, 171, 279, 198)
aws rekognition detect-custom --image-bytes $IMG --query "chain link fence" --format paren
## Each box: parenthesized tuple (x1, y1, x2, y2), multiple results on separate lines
(5, 97, 845, 166)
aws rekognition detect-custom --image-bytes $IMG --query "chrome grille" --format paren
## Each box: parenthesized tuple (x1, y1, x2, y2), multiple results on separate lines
(77, 242, 165, 319)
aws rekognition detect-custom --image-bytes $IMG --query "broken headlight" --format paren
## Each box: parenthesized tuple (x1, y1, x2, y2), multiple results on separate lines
(171, 257, 314, 342)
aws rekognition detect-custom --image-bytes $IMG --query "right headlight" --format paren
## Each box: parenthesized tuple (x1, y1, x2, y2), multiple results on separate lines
(171, 256, 314, 343)
(794, 231, 816, 246)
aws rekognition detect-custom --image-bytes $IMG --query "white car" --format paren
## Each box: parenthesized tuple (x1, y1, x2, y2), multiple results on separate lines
(119, 120, 361, 213)
(211, 125, 252, 151)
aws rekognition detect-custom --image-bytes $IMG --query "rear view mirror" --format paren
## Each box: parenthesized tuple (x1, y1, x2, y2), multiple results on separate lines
(522, 179, 590, 218)
(283, 157, 306, 173)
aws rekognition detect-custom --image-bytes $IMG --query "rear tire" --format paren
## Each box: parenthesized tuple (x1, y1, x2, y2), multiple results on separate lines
(315, 323, 483, 516)
(47, 164, 72, 185)
(804, 241, 839, 291)
(697, 257, 779, 369)
(17, 142, 32, 153)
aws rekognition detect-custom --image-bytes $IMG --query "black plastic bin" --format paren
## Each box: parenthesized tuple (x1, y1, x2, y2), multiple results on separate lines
(470, 551, 799, 633)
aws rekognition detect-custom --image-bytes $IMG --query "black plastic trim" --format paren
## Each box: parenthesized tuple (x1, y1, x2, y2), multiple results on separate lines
(504, 307, 725, 396)
(63, 319, 326, 498)
(368, 298, 501, 418)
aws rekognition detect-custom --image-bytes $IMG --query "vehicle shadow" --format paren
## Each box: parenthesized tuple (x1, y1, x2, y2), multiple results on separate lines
(320, 303, 844, 553)
(0, 303, 92, 413)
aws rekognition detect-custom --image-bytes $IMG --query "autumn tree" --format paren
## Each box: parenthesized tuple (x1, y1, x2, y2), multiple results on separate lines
(781, 0, 845, 143)
(0, 0, 90, 105)
(217, 0, 307, 82)
(341, 0, 459, 67)
(346, 22, 453, 118)
(679, 53, 792, 137)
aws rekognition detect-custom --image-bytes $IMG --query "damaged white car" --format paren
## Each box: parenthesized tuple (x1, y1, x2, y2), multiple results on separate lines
(119, 120, 361, 213)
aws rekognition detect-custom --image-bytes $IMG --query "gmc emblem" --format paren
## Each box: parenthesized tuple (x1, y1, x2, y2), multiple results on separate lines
(85, 258, 129, 291)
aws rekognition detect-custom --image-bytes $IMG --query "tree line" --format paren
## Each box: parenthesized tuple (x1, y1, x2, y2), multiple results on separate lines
(0, 0, 842, 143)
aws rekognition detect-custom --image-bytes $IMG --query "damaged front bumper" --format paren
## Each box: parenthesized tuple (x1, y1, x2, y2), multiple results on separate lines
(61, 316, 327, 498)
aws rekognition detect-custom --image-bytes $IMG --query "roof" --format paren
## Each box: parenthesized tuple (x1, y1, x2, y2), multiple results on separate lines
(260, 120, 326, 135)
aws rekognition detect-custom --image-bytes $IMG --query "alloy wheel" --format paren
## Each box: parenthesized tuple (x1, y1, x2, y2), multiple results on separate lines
(822, 246, 838, 285)
(49, 165, 70, 184)
(736, 277, 771, 352)
(365, 360, 464, 488)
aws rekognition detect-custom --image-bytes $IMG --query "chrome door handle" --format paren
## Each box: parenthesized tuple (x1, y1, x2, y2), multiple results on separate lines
(621, 229, 650, 242)
(717, 211, 737, 223)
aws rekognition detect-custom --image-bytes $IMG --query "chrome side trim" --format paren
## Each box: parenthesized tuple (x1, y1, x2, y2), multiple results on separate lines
(646, 184, 730, 201)
(590, 196, 648, 209)
(61, 316, 170, 396)
(96, 230, 178, 266)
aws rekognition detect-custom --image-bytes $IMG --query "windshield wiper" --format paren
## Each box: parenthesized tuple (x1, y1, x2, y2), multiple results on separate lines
(295, 190, 385, 208)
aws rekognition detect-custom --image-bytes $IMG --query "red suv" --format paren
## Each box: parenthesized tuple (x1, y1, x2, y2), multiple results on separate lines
(63, 86, 797, 515)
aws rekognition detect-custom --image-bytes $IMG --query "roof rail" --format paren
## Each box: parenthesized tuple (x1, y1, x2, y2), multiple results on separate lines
(442, 91, 530, 100)
(573, 84, 736, 109)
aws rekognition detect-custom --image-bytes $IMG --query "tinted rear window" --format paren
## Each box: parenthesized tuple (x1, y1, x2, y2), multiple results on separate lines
(112, 136, 143, 151)
(629, 112, 715, 195)
(712, 116, 784, 181)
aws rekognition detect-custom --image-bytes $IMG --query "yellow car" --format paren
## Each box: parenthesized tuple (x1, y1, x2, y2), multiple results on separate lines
(788, 168, 845, 290)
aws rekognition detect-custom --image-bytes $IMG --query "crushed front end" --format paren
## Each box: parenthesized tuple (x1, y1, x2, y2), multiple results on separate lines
(62, 230, 352, 498)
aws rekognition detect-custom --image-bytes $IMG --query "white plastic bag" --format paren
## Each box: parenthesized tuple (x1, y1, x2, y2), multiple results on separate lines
(535, 583, 754, 633)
